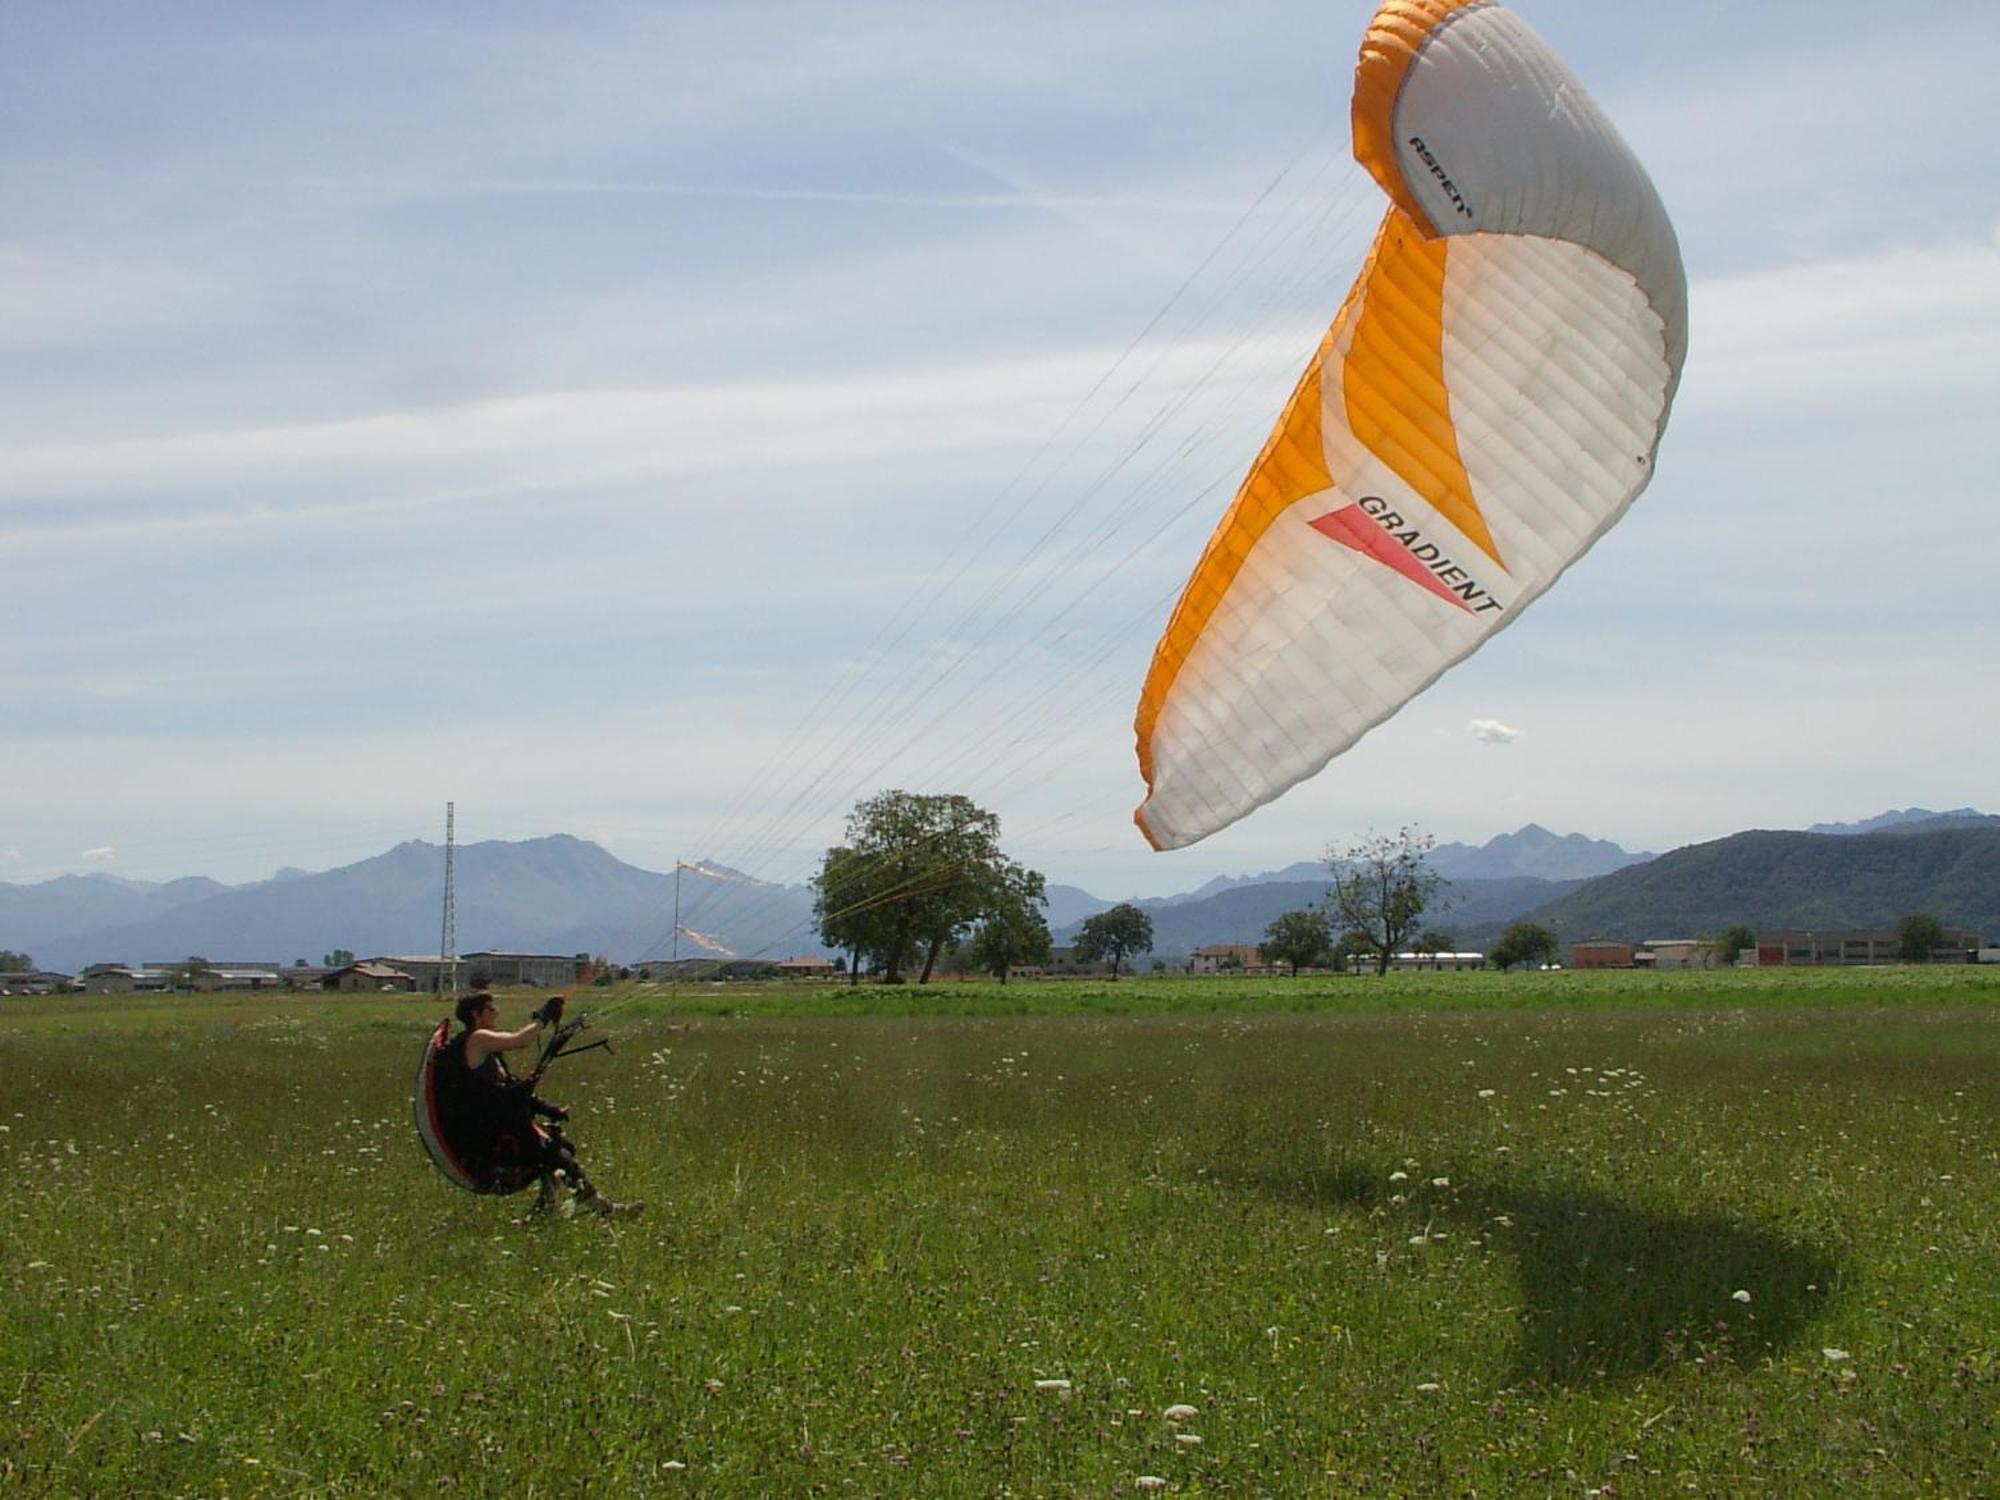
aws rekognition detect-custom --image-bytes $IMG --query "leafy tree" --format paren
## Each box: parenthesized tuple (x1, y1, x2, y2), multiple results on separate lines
(811, 791, 1038, 985)
(1712, 924, 1757, 965)
(1073, 903, 1154, 979)
(176, 955, 213, 989)
(1897, 912, 1945, 963)
(1330, 928, 1374, 973)
(1260, 909, 1332, 976)
(323, 948, 355, 968)
(1325, 827, 1447, 976)
(813, 842, 901, 986)
(0, 950, 32, 973)
(964, 867, 1052, 983)
(1491, 922, 1558, 972)
(1413, 929, 1453, 957)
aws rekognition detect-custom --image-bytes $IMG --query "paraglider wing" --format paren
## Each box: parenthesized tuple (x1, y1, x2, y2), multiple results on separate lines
(1134, 0, 1686, 850)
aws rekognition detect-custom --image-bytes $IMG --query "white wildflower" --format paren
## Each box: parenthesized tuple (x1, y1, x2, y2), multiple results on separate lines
(1822, 1348, 1851, 1362)
(1388, 1171, 1409, 1183)
(1135, 1478, 1169, 1492)
(1731, 1289, 1752, 1303)
(1034, 1379, 1072, 1393)
(1174, 1433, 1202, 1445)
(1162, 1404, 1198, 1422)
(1431, 1177, 1450, 1188)
(1416, 1382, 1441, 1393)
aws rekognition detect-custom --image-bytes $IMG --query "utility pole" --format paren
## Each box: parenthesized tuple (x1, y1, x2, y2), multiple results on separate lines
(672, 859, 683, 1003)
(440, 802, 458, 998)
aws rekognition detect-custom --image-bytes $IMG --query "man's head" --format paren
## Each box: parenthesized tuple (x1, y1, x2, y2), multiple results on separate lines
(455, 991, 497, 1029)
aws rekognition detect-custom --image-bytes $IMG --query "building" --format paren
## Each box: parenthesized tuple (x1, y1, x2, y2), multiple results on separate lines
(367, 952, 585, 992)
(322, 962, 420, 992)
(1571, 940, 1635, 970)
(462, 952, 585, 988)
(1754, 929, 1983, 966)
(1191, 943, 1263, 975)
(0, 969, 71, 995)
(1634, 939, 1718, 970)
(775, 955, 837, 979)
(76, 964, 173, 994)
(1383, 951, 1485, 972)
(1037, 946, 1112, 978)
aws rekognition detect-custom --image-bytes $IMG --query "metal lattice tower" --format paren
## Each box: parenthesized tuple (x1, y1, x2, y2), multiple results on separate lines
(439, 802, 458, 998)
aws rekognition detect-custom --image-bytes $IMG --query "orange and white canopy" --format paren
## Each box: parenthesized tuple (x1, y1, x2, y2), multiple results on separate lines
(1133, 0, 1686, 850)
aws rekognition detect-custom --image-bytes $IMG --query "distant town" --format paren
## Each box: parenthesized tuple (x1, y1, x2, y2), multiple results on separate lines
(2, 923, 1993, 998)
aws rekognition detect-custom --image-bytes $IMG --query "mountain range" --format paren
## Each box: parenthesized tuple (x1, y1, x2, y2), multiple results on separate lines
(3, 811, 1993, 972)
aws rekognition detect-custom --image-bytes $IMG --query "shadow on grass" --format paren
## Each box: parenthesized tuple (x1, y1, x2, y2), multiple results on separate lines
(1238, 1158, 1837, 1389)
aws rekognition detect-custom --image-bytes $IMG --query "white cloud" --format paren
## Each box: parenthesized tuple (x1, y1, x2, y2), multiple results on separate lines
(1467, 720, 1520, 746)
(0, 337, 1288, 547)
(0, 246, 223, 351)
(79, 847, 116, 862)
(1684, 240, 2000, 412)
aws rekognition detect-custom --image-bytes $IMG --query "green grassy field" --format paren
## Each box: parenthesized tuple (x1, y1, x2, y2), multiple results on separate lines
(5, 969, 1997, 1495)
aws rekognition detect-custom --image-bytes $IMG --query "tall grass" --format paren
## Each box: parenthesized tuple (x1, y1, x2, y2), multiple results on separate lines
(4, 968, 1996, 1494)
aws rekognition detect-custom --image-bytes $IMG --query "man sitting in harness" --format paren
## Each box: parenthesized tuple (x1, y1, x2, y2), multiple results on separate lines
(444, 983, 640, 1218)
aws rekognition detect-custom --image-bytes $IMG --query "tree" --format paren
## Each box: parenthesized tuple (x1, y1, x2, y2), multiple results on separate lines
(1330, 928, 1374, 973)
(323, 948, 355, 968)
(1712, 924, 1756, 965)
(1325, 827, 1447, 976)
(813, 843, 899, 985)
(1897, 912, 1945, 963)
(1413, 929, 1453, 957)
(1260, 909, 1332, 977)
(964, 867, 1053, 983)
(0, 951, 32, 973)
(811, 791, 1039, 985)
(176, 955, 212, 989)
(1073, 903, 1154, 979)
(1491, 922, 1558, 972)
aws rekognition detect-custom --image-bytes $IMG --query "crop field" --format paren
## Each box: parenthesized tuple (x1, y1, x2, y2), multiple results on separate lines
(4, 968, 1997, 1496)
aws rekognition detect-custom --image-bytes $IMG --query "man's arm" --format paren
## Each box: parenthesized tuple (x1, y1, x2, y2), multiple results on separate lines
(463, 1023, 541, 1068)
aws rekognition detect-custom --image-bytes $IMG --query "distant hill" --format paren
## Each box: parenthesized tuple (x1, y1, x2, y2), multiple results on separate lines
(1473, 826, 2000, 947)
(1428, 824, 1653, 882)
(20, 839, 819, 972)
(1055, 874, 1579, 964)
(1042, 884, 1112, 931)
(16, 814, 1989, 976)
(1142, 825, 1650, 908)
(1806, 808, 1998, 837)
(0, 873, 232, 949)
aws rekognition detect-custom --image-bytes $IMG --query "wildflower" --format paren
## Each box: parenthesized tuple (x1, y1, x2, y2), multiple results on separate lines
(1731, 1290, 1752, 1303)
(1431, 1177, 1450, 1188)
(1477, 1089, 1496, 1099)
(1175, 1432, 1203, 1445)
(1822, 1348, 1851, 1362)
(1035, 1379, 1072, 1393)
(1162, 1404, 1198, 1421)
(1388, 1171, 1409, 1183)
(1135, 1478, 1169, 1491)
(1416, 1382, 1441, 1393)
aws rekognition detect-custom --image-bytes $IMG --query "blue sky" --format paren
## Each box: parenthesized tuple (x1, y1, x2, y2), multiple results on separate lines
(4, 0, 1997, 898)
